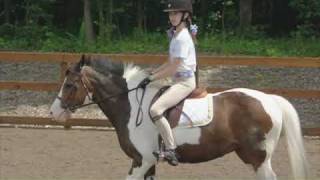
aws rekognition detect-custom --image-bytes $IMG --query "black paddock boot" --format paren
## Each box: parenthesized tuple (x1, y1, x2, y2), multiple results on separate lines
(163, 149, 179, 166)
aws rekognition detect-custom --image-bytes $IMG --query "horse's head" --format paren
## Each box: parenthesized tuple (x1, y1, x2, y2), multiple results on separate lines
(50, 55, 92, 122)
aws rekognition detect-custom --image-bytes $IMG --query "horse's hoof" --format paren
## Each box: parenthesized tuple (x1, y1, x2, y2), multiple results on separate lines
(167, 159, 179, 166)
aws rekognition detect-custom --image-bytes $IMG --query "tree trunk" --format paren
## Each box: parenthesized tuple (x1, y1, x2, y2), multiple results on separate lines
(84, 0, 95, 43)
(239, 0, 253, 31)
(63, 0, 82, 32)
(200, 0, 208, 31)
(25, 0, 31, 25)
(106, 0, 113, 30)
(136, 0, 144, 31)
(97, 0, 113, 40)
(97, 0, 105, 39)
(4, 0, 11, 23)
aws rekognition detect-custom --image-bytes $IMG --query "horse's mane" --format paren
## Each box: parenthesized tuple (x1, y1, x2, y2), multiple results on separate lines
(85, 55, 165, 87)
(88, 56, 124, 77)
(123, 64, 147, 82)
(123, 64, 167, 88)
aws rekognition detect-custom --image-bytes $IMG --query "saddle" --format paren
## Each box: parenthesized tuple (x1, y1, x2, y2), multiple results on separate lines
(149, 86, 208, 128)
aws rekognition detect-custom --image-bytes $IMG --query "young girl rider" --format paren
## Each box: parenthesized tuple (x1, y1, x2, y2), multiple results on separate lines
(138, 0, 197, 166)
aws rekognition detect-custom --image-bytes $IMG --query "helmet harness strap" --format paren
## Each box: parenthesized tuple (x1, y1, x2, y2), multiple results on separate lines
(172, 11, 187, 30)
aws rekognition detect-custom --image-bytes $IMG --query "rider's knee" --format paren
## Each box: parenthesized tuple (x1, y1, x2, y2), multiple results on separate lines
(150, 105, 164, 121)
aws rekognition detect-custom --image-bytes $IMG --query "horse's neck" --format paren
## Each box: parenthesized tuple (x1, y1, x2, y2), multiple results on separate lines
(93, 85, 131, 131)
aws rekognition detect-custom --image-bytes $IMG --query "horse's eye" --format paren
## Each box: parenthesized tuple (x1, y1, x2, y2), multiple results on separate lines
(65, 83, 74, 89)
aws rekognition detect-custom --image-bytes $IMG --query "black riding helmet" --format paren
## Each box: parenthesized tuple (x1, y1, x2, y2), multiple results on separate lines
(163, 0, 193, 14)
(163, 0, 193, 29)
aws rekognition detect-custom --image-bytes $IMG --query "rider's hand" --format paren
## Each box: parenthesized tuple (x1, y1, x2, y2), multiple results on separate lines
(137, 77, 152, 89)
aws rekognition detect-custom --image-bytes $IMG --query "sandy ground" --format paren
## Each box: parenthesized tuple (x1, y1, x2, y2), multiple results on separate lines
(0, 127, 319, 180)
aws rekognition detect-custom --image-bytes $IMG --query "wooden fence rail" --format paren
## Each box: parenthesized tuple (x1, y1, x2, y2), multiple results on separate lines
(0, 51, 319, 135)
(1, 51, 320, 98)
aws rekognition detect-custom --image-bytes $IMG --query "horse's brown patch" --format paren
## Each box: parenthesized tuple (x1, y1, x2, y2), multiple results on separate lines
(176, 91, 273, 170)
(61, 70, 88, 109)
(65, 57, 144, 173)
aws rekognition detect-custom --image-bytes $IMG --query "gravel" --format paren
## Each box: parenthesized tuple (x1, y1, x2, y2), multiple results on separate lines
(0, 61, 319, 128)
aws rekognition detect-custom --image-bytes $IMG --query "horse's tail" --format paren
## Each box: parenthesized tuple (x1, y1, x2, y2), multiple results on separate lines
(272, 95, 309, 180)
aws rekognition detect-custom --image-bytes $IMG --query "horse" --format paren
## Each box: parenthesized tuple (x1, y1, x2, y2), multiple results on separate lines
(50, 55, 309, 180)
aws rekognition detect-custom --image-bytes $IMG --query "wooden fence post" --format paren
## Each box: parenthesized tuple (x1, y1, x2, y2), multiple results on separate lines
(59, 61, 72, 129)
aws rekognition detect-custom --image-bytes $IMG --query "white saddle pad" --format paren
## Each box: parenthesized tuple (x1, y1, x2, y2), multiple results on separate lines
(177, 95, 214, 128)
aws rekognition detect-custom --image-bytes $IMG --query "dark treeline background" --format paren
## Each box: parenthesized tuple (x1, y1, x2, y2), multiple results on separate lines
(0, 0, 319, 55)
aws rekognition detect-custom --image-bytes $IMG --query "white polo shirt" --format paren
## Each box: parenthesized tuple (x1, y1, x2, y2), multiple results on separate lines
(169, 28, 196, 73)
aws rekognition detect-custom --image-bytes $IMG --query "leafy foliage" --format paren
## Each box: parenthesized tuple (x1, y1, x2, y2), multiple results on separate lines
(289, 0, 320, 37)
(0, 0, 319, 56)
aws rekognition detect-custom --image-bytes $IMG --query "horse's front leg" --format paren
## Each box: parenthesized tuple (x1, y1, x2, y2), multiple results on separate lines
(144, 165, 156, 180)
(126, 160, 155, 180)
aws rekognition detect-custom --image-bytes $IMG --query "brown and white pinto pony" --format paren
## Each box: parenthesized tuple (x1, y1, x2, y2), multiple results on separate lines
(50, 56, 309, 180)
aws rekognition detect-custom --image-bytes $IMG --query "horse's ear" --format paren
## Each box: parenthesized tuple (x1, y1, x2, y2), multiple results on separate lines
(79, 54, 86, 67)
(78, 54, 91, 71)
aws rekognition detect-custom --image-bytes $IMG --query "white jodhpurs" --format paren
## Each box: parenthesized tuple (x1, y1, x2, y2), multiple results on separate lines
(150, 76, 196, 149)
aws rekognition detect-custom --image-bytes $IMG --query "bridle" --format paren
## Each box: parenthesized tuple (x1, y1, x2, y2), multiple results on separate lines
(56, 69, 145, 126)
(56, 71, 91, 112)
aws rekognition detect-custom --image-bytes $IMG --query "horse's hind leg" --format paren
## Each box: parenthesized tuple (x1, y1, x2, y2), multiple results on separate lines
(256, 158, 276, 180)
(235, 128, 279, 180)
(236, 146, 276, 180)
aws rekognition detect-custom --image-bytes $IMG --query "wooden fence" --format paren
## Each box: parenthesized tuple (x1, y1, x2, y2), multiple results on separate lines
(0, 51, 319, 135)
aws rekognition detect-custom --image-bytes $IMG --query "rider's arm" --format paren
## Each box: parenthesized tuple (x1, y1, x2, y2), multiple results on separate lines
(150, 58, 181, 81)
(151, 61, 169, 75)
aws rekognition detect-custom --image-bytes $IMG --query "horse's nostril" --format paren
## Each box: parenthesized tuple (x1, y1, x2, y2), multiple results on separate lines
(50, 111, 53, 115)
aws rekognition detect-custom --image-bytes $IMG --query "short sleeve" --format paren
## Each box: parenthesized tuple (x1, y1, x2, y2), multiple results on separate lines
(171, 39, 188, 59)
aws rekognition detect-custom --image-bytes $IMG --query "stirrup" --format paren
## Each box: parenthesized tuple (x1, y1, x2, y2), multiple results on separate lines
(153, 149, 179, 166)
(153, 140, 166, 161)
(163, 149, 179, 166)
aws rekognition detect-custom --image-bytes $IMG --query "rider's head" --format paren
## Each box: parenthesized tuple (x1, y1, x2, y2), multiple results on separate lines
(163, 0, 193, 28)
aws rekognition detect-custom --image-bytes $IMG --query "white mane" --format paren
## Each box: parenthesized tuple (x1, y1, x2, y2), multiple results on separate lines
(123, 63, 147, 83)
(122, 63, 167, 88)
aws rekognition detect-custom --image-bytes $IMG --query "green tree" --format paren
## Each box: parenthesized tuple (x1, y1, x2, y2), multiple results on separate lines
(289, 0, 320, 36)
(239, 0, 253, 32)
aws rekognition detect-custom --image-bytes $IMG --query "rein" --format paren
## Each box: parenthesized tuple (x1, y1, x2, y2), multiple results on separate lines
(59, 86, 145, 127)
(58, 86, 140, 112)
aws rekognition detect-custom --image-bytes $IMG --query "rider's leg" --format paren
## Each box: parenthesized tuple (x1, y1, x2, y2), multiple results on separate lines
(150, 77, 195, 165)
(154, 117, 176, 150)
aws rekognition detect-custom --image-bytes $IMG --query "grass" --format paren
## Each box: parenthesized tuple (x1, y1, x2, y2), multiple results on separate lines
(0, 31, 319, 57)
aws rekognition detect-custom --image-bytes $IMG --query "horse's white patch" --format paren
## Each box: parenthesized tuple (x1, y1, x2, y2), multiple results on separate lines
(123, 65, 204, 162)
(49, 79, 71, 122)
(126, 88, 160, 162)
(123, 65, 159, 162)
(126, 161, 154, 180)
